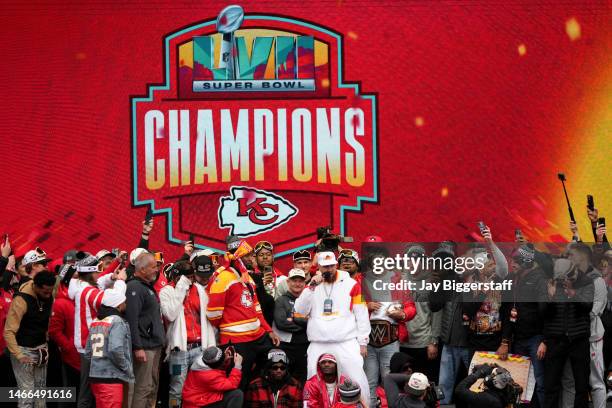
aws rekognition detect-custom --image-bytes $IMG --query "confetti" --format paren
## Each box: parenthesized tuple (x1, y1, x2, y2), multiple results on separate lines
(321, 78, 330, 88)
(517, 44, 526, 56)
(441, 187, 449, 197)
(414, 116, 424, 127)
(87, 233, 101, 241)
(157, 126, 167, 138)
(347, 31, 358, 40)
(566, 18, 581, 41)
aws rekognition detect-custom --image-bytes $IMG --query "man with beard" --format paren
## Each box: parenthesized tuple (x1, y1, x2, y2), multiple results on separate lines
(304, 354, 347, 408)
(461, 226, 509, 356)
(295, 251, 371, 403)
(560, 243, 607, 408)
(206, 238, 281, 391)
(400, 245, 441, 383)
(338, 249, 360, 281)
(245, 349, 303, 407)
(428, 241, 470, 405)
(502, 243, 547, 407)
(541, 258, 593, 408)
(19, 247, 52, 285)
(4, 270, 56, 408)
(160, 257, 217, 408)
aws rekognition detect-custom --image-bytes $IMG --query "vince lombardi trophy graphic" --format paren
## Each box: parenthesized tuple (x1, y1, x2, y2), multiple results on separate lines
(217, 5, 244, 80)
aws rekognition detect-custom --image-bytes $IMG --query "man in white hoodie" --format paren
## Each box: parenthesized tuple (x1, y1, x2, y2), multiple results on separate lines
(295, 251, 371, 405)
(159, 254, 217, 408)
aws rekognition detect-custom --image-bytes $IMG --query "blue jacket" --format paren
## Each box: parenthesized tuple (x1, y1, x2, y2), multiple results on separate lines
(85, 306, 135, 383)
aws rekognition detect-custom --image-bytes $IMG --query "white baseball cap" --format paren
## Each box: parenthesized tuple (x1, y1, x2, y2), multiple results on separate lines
(129, 248, 149, 265)
(95, 249, 116, 261)
(317, 251, 338, 266)
(22, 248, 51, 266)
(189, 249, 215, 263)
(102, 287, 126, 308)
(288, 268, 306, 279)
(407, 372, 429, 394)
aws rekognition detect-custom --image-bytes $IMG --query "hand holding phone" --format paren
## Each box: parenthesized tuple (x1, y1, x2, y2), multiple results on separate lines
(587, 195, 595, 211)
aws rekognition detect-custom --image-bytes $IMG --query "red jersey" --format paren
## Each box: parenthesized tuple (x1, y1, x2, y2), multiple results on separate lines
(206, 266, 271, 344)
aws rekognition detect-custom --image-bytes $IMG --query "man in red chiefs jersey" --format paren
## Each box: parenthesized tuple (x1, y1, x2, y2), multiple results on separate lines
(68, 252, 127, 408)
(206, 238, 281, 390)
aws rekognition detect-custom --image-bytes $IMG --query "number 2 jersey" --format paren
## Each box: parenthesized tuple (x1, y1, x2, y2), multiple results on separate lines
(84, 306, 134, 384)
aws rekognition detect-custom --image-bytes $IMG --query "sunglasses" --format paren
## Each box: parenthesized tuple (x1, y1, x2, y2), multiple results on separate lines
(255, 241, 273, 253)
(270, 364, 287, 371)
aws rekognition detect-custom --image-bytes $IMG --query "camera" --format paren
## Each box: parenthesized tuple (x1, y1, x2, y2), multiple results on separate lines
(316, 226, 353, 252)
(424, 382, 444, 404)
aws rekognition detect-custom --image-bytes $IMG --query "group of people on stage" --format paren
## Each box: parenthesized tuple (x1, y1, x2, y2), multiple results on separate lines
(0, 203, 610, 408)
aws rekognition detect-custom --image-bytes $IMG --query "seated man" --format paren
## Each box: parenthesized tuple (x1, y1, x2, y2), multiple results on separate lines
(245, 349, 303, 407)
(455, 364, 522, 408)
(304, 354, 346, 408)
(383, 371, 429, 408)
(182, 346, 243, 408)
(333, 379, 367, 408)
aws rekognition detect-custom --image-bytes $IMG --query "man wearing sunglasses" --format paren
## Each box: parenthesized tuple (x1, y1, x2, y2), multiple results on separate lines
(295, 251, 371, 404)
(245, 349, 303, 407)
(338, 250, 360, 281)
(20, 247, 51, 284)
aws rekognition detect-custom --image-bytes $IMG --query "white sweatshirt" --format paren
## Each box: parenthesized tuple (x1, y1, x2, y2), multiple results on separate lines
(294, 270, 370, 345)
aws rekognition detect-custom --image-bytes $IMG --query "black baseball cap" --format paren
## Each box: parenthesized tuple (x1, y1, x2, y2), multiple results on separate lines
(193, 255, 213, 275)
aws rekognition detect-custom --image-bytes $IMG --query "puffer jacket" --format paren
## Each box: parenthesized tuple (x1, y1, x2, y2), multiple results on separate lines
(85, 306, 134, 384)
(541, 271, 594, 341)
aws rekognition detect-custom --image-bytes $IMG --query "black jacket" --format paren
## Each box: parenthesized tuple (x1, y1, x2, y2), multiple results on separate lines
(273, 292, 308, 344)
(541, 271, 593, 341)
(383, 374, 427, 408)
(125, 277, 165, 349)
(502, 267, 547, 342)
(429, 273, 468, 347)
(455, 373, 507, 408)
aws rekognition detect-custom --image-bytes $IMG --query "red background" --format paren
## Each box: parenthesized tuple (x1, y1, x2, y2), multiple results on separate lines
(1, 1, 610, 265)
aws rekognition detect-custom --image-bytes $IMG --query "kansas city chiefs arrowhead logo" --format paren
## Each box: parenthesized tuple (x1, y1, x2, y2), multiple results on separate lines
(218, 186, 298, 237)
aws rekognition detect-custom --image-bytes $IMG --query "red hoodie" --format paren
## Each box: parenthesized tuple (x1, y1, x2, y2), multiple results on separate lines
(304, 355, 347, 408)
(182, 364, 242, 408)
(49, 283, 80, 370)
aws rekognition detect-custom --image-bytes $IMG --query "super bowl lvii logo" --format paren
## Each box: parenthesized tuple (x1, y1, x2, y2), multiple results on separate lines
(131, 5, 378, 256)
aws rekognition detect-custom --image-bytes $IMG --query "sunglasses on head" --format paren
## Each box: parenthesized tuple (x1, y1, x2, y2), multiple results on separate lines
(255, 241, 273, 253)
